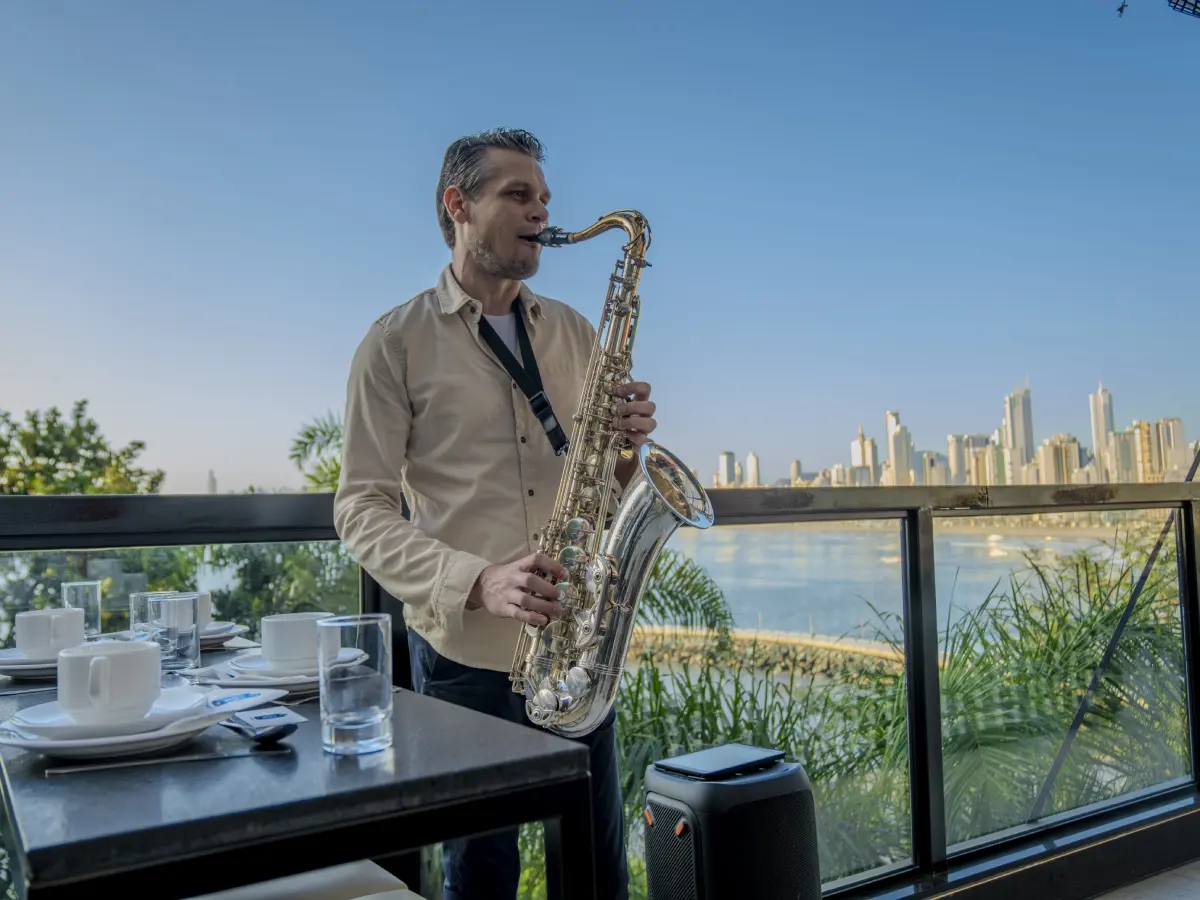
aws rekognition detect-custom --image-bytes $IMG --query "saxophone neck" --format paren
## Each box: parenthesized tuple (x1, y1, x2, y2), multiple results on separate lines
(532, 210, 651, 260)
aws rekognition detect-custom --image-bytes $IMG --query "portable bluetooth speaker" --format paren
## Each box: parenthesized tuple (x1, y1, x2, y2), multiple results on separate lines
(643, 743, 822, 900)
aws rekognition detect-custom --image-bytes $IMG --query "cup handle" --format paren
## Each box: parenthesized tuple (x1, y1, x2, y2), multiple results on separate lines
(88, 657, 110, 709)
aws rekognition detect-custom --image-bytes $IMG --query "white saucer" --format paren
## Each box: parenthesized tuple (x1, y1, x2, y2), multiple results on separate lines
(0, 662, 58, 681)
(200, 623, 249, 645)
(0, 648, 60, 666)
(229, 647, 365, 676)
(0, 687, 289, 760)
(11, 686, 209, 741)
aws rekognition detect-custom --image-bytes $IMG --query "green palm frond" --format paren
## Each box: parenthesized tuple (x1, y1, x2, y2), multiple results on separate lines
(290, 413, 345, 493)
(289, 412, 344, 468)
(636, 547, 733, 647)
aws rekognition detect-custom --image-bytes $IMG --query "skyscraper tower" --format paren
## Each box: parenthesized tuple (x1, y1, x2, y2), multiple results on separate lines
(1003, 381, 1035, 467)
(1089, 382, 1115, 481)
(745, 452, 761, 488)
(885, 411, 914, 487)
(716, 451, 736, 487)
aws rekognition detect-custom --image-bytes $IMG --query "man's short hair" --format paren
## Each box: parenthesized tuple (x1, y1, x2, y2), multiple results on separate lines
(436, 127, 546, 249)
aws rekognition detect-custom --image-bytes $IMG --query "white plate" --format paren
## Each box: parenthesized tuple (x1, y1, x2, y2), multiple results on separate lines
(228, 647, 365, 676)
(0, 687, 289, 760)
(0, 664, 57, 681)
(11, 686, 210, 741)
(0, 648, 59, 666)
(203, 621, 238, 636)
(200, 624, 249, 645)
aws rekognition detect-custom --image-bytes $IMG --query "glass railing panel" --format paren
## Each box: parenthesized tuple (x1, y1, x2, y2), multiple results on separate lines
(610, 520, 913, 889)
(934, 509, 1190, 852)
(0, 541, 361, 645)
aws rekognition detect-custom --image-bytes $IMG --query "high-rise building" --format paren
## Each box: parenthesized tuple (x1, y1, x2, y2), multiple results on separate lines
(745, 452, 761, 488)
(1108, 430, 1137, 483)
(1003, 381, 1035, 467)
(850, 425, 879, 485)
(716, 451, 736, 487)
(1132, 420, 1163, 483)
(921, 452, 948, 486)
(734, 460, 744, 486)
(1157, 418, 1190, 480)
(206, 470, 218, 494)
(1089, 382, 1115, 481)
(1038, 434, 1081, 485)
(789, 459, 802, 485)
(947, 436, 965, 485)
(885, 411, 914, 487)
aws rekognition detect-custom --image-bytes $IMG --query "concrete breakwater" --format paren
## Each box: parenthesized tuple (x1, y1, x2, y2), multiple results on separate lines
(627, 625, 904, 679)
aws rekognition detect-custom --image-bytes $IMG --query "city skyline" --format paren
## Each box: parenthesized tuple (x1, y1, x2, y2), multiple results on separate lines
(714, 377, 1195, 489)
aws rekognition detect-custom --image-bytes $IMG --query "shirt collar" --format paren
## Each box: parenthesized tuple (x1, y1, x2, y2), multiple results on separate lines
(436, 264, 544, 329)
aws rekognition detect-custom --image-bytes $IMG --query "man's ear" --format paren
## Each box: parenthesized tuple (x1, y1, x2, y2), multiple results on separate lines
(443, 185, 469, 228)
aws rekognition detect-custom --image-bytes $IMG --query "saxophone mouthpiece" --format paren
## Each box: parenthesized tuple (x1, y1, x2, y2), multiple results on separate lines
(530, 226, 571, 247)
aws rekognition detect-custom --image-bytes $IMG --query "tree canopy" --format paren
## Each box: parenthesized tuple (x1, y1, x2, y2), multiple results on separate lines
(0, 400, 164, 495)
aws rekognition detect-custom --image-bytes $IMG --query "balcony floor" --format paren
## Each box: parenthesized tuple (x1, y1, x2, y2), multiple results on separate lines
(1097, 860, 1200, 899)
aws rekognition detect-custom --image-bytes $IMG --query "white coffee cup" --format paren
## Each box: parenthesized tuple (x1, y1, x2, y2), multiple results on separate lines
(260, 611, 335, 667)
(14, 607, 85, 659)
(58, 641, 162, 725)
(197, 591, 212, 633)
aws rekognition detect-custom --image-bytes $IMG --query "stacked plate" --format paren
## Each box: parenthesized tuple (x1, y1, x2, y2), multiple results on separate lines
(190, 647, 367, 696)
(199, 621, 251, 649)
(0, 686, 288, 760)
(0, 648, 60, 681)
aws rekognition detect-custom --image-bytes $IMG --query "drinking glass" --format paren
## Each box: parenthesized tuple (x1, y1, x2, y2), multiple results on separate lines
(129, 591, 178, 642)
(317, 614, 392, 755)
(133, 593, 201, 671)
(62, 580, 103, 637)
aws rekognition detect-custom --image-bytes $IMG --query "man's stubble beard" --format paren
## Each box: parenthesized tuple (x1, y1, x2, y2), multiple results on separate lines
(467, 233, 539, 281)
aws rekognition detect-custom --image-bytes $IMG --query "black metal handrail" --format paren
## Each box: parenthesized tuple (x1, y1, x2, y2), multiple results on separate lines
(3, 482, 1199, 550)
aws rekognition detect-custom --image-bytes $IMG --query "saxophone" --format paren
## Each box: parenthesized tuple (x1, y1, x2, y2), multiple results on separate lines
(509, 209, 715, 737)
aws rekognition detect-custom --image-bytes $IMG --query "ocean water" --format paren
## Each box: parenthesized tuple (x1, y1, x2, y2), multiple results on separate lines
(667, 521, 1142, 641)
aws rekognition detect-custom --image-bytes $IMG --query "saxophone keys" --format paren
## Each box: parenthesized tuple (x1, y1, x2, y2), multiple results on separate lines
(564, 517, 594, 543)
(565, 666, 591, 698)
(559, 545, 587, 570)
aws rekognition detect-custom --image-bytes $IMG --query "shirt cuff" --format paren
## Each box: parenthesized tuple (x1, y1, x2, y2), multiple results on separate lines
(437, 549, 493, 634)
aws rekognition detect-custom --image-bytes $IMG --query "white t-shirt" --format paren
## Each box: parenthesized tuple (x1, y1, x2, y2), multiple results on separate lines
(483, 312, 520, 358)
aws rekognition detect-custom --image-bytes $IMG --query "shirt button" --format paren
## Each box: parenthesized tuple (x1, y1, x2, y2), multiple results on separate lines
(528, 489, 535, 496)
(469, 305, 476, 314)
(520, 436, 527, 443)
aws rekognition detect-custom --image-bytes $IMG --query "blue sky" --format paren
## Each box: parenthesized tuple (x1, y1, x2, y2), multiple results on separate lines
(2, 0, 1197, 492)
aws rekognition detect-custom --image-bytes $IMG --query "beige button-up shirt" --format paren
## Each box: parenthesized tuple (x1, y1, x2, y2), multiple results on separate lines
(334, 264, 606, 672)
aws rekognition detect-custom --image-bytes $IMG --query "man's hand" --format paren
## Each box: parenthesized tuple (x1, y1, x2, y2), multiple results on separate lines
(614, 381, 657, 448)
(466, 553, 569, 627)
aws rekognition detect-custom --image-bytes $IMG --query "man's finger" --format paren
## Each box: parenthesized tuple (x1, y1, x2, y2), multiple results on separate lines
(513, 607, 550, 627)
(518, 593, 564, 620)
(520, 572, 563, 599)
(614, 381, 651, 401)
(620, 415, 657, 434)
(616, 400, 656, 418)
(529, 554, 568, 582)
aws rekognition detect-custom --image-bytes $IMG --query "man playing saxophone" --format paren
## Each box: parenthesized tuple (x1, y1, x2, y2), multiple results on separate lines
(334, 128, 651, 900)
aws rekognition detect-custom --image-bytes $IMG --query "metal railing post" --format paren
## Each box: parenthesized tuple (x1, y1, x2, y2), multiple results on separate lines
(1179, 501, 1200, 781)
(902, 507, 948, 872)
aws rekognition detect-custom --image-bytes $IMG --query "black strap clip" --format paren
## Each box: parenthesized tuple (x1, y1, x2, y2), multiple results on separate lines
(528, 391, 570, 456)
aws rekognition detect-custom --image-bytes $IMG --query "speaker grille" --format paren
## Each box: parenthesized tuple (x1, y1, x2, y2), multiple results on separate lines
(718, 790, 821, 897)
(645, 798, 699, 900)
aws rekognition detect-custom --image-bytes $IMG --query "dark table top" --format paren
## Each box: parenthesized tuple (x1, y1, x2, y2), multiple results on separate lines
(0, 667, 590, 888)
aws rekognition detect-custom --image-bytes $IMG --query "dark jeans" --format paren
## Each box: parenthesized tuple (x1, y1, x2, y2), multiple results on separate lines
(407, 629, 629, 900)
